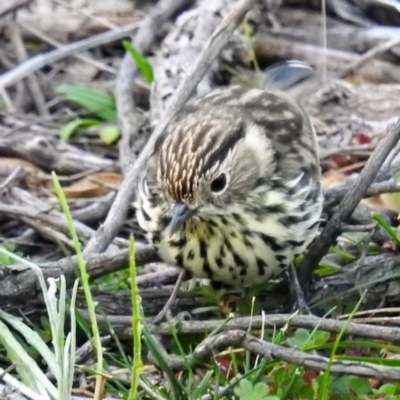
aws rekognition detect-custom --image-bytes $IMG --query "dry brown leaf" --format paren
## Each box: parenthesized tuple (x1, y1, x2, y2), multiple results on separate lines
(382, 241, 397, 251)
(321, 170, 347, 189)
(62, 172, 122, 198)
(0, 157, 48, 187)
(368, 378, 381, 389)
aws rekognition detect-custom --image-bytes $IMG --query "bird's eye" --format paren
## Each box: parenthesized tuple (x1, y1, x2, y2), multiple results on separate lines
(210, 174, 227, 193)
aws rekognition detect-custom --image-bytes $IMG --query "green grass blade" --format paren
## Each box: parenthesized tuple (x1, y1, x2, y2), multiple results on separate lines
(318, 291, 366, 400)
(371, 211, 400, 245)
(60, 118, 101, 141)
(123, 41, 154, 83)
(128, 235, 144, 400)
(52, 171, 104, 398)
(57, 84, 117, 121)
(142, 327, 188, 400)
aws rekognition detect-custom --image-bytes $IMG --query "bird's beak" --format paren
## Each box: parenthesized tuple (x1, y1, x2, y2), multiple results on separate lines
(170, 203, 196, 234)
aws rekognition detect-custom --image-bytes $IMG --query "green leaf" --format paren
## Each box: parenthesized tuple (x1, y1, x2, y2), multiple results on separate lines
(60, 118, 101, 141)
(348, 376, 371, 396)
(287, 328, 310, 349)
(0, 319, 56, 398)
(234, 379, 276, 400)
(332, 376, 350, 395)
(377, 383, 397, 396)
(99, 125, 120, 144)
(316, 260, 341, 275)
(296, 383, 315, 399)
(235, 379, 253, 398)
(57, 84, 117, 121)
(123, 41, 154, 83)
(312, 330, 330, 346)
(252, 382, 269, 398)
(0, 244, 17, 265)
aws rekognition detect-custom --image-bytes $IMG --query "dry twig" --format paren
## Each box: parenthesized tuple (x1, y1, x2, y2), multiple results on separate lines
(175, 330, 400, 380)
(0, 21, 142, 89)
(6, 20, 49, 116)
(148, 313, 400, 341)
(340, 36, 400, 78)
(19, 21, 116, 75)
(324, 179, 400, 207)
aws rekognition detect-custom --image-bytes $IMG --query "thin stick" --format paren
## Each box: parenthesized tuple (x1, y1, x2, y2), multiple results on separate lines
(151, 271, 186, 324)
(148, 314, 400, 342)
(0, 167, 22, 192)
(7, 20, 49, 116)
(19, 21, 116, 74)
(50, 0, 121, 30)
(83, 0, 257, 255)
(325, 180, 400, 206)
(206, 331, 400, 380)
(0, 22, 141, 88)
(340, 36, 400, 78)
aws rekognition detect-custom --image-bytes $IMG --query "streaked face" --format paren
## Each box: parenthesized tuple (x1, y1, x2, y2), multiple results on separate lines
(157, 107, 275, 233)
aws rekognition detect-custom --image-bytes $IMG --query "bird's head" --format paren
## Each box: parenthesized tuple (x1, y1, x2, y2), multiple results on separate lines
(156, 106, 276, 233)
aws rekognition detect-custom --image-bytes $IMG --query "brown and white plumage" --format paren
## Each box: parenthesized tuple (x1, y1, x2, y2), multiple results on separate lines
(135, 85, 323, 288)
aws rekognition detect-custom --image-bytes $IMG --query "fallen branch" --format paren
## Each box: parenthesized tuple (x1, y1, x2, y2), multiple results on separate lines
(148, 312, 400, 342)
(175, 330, 400, 380)
(0, 245, 158, 304)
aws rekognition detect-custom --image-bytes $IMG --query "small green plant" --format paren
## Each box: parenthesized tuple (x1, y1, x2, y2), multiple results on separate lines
(0, 243, 20, 265)
(242, 19, 261, 73)
(0, 247, 79, 400)
(128, 235, 144, 400)
(52, 171, 104, 399)
(58, 42, 153, 145)
(234, 379, 279, 400)
(122, 41, 154, 83)
(57, 84, 117, 121)
(60, 118, 100, 141)
(57, 84, 120, 143)
(287, 328, 330, 350)
(319, 292, 366, 400)
(371, 211, 400, 245)
(373, 383, 399, 397)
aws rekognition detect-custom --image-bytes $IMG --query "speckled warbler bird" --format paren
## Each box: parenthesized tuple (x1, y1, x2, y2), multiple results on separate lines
(135, 85, 323, 289)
